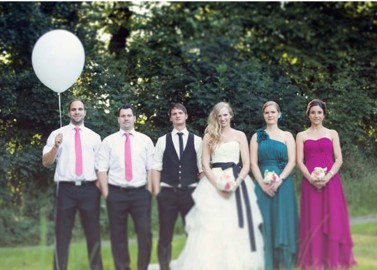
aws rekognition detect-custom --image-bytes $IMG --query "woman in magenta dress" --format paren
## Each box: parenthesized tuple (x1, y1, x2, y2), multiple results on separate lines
(296, 99, 356, 270)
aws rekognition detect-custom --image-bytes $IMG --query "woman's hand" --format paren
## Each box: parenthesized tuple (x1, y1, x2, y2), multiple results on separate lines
(315, 174, 332, 190)
(309, 176, 325, 191)
(260, 181, 276, 197)
(218, 190, 232, 198)
(272, 178, 283, 192)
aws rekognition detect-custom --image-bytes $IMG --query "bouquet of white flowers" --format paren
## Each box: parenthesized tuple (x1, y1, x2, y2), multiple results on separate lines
(216, 169, 237, 192)
(263, 170, 280, 185)
(311, 167, 327, 181)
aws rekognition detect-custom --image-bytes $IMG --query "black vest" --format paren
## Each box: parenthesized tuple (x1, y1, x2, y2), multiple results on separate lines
(161, 132, 198, 187)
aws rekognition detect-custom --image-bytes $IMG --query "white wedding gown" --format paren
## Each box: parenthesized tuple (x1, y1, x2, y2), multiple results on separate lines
(173, 142, 264, 270)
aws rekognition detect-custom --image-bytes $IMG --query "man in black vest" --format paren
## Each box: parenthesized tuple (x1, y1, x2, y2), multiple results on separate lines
(152, 103, 203, 270)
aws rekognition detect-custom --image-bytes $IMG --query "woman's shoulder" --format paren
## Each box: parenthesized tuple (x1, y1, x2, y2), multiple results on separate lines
(327, 128, 339, 139)
(282, 130, 294, 139)
(232, 128, 245, 135)
(278, 130, 294, 144)
(203, 133, 211, 142)
(296, 130, 308, 141)
(256, 128, 268, 143)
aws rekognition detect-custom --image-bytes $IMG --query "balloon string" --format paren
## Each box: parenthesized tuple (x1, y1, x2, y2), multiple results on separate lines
(58, 93, 62, 128)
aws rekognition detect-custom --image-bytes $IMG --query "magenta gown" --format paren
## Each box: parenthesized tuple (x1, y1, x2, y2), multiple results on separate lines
(298, 138, 356, 270)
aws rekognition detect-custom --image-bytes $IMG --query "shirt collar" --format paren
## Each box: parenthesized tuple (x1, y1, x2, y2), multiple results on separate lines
(69, 123, 84, 130)
(119, 129, 135, 136)
(173, 128, 188, 136)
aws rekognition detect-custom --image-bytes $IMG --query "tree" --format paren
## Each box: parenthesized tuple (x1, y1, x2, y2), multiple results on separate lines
(1, 1, 376, 246)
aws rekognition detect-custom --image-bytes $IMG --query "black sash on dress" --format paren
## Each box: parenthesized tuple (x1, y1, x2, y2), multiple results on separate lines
(211, 162, 256, 251)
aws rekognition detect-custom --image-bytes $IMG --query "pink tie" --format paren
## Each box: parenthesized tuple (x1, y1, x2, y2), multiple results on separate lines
(75, 127, 83, 176)
(124, 132, 133, 181)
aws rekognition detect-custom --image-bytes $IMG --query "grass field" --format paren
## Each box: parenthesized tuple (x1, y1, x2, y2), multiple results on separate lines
(0, 221, 376, 270)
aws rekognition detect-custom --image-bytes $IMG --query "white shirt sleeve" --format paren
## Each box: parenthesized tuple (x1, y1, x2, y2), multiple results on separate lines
(194, 135, 203, 173)
(151, 136, 166, 171)
(145, 136, 155, 171)
(96, 138, 111, 172)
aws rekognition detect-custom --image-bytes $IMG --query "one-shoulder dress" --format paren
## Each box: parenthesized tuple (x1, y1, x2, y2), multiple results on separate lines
(254, 129, 299, 270)
(298, 137, 356, 269)
(173, 141, 265, 270)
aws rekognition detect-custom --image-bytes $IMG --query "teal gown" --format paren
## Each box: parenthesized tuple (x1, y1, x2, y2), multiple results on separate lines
(254, 129, 299, 270)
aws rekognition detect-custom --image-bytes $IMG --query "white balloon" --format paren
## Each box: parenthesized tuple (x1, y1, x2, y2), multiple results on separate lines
(32, 29, 85, 93)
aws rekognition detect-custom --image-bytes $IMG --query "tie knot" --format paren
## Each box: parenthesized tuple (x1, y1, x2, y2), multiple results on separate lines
(75, 127, 80, 132)
(177, 132, 183, 137)
(125, 132, 130, 138)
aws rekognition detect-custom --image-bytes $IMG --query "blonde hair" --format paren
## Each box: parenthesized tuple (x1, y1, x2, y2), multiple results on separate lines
(262, 101, 280, 113)
(204, 102, 233, 153)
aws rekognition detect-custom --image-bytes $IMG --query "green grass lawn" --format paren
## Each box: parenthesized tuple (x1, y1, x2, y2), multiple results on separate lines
(0, 222, 376, 270)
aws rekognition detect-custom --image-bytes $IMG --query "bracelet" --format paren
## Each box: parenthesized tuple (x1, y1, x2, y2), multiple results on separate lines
(237, 177, 244, 182)
(329, 170, 334, 176)
(279, 176, 285, 181)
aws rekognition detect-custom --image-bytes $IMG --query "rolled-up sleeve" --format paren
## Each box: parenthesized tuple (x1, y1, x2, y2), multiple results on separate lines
(145, 137, 155, 170)
(195, 136, 203, 173)
(96, 139, 110, 172)
(151, 136, 165, 171)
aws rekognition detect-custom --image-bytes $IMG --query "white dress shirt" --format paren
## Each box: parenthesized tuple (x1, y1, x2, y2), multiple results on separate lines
(152, 128, 202, 187)
(43, 123, 101, 182)
(96, 129, 155, 187)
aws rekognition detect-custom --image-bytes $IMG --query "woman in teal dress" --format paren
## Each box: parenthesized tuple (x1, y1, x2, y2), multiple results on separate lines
(250, 101, 298, 270)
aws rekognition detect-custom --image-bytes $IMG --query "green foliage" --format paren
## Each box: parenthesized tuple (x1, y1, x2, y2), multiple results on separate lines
(1, 2, 376, 246)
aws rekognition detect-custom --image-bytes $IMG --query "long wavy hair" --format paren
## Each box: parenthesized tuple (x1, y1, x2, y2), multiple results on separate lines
(204, 102, 234, 153)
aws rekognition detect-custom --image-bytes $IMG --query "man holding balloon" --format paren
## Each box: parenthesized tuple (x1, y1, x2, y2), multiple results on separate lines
(34, 29, 102, 270)
(42, 99, 103, 270)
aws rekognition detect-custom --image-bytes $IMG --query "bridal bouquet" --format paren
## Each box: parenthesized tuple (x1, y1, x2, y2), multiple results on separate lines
(263, 170, 280, 185)
(311, 167, 327, 181)
(216, 169, 237, 192)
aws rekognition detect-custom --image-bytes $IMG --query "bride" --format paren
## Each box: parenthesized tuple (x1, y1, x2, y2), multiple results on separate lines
(173, 102, 264, 270)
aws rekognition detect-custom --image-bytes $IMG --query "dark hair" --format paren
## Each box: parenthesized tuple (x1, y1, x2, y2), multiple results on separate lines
(116, 104, 137, 117)
(168, 103, 187, 116)
(306, 99, 327, 116)
(68, 99, 85, 111)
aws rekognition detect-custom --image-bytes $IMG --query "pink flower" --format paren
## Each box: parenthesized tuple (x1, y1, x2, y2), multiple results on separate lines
(224, 182, 231, 191)
(216, 169, 236, 192)
(311, 167, 327, 181)
(263, 170, 280, 185)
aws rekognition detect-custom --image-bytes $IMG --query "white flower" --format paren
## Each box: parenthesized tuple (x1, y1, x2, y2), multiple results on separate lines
(216, 170, 236, 192)
(263, 170, 279, 185)
(311, 167, 327, 181)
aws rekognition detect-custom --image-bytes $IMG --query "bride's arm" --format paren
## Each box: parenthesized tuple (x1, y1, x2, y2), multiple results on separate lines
(236, 131, 250, 186)
(202, 134, 218, 186)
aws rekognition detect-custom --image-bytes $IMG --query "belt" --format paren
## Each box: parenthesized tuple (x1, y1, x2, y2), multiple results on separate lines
(109, 184, 146, 191)
(57, 180, 96, 186)
(161, 186, 195, 192)
(212, 162, 256, 252)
